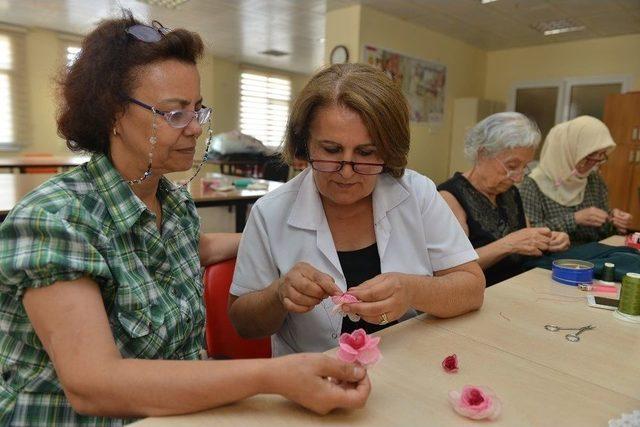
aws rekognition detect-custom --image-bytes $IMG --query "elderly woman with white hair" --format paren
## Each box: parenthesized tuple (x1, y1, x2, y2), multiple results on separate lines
(438, 112, 570, 286)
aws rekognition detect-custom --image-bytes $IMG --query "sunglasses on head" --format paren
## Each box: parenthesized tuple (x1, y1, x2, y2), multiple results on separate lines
(125, 20, 171, 43)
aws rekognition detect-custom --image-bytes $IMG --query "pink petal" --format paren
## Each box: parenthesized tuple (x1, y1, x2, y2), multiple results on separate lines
(344, 329, 367, 349)
(361, 335, 381, 350)
(356, 346, 381, 366)
(442, 354, 459, 373)
(338, 342, 358, 355)
(340, 294, 360, 303)
(461, 386, 490, 411)
(336, 348, 358, 363)
(448, 386, 501, 420)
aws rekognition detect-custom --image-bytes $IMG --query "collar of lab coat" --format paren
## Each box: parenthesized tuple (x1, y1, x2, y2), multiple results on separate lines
(286, 168, 409, 277)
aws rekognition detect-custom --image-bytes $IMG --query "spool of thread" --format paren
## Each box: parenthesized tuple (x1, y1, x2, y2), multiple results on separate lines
(615, 272, 640, 324)
(600, 262, 616, 284)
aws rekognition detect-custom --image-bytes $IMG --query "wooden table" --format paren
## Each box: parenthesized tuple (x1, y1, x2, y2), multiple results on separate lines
(0, 155, 90, 173)
(0, 173, 282, 232)
(133, 265, 640, 425)
(600, 234, 626, 246)
(185, 175, 282, 231)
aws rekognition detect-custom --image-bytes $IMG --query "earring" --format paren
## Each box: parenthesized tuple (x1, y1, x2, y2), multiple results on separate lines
(113, 128, 117, 136)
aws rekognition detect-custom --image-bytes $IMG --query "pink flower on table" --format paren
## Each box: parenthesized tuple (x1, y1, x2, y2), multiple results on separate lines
(442, 354, 459, 373)
(448, 385, 501, 420)
(336, 328, 381, 367)
(331, 293, 361, 322)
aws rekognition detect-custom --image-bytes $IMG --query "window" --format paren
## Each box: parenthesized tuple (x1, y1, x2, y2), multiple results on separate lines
(0, 28, 27, 150)
(239, 71, 291, 148)
(509, 75, 632, 157)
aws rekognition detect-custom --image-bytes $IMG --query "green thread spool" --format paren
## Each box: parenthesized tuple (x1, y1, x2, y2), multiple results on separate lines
(618, 273, 640, 316)
(601, 262, 616, 283)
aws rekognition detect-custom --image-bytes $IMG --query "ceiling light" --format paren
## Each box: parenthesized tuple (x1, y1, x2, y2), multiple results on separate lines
(135, 0, 191, 9)
(532, 19, 586, 36)
(480, 0, 499, 4)
(259, 49, 289, 57)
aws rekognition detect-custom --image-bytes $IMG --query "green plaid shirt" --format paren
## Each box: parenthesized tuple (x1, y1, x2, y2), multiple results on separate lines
(520, 172, 613, 245)
(0, 154, 205, 426)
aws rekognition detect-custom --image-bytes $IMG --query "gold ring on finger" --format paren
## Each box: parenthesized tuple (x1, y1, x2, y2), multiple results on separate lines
(379, 313, 389, 325)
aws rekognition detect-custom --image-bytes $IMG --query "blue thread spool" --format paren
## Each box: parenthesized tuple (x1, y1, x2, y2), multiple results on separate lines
(551, 259, 594, 286)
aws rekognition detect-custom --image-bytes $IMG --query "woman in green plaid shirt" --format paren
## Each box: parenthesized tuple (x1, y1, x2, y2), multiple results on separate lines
(0, 13, 370, 426)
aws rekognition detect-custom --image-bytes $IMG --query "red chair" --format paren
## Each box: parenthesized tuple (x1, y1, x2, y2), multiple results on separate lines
(203, 258, 271, 359)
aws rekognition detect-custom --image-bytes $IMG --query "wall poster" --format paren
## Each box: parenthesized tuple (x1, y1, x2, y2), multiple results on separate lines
(362, 45, 447, 124)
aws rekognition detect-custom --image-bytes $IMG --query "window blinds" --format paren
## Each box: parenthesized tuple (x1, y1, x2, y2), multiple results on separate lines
(0, 29, 27, 150)
(239, 71, 291, 148)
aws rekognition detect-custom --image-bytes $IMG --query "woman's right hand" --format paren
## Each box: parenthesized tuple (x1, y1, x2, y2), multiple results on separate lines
(501, 227, 552, 256)
(267, 353, 371, 414)
(574, 207, 609, 227)
(276, 262, 341, 313)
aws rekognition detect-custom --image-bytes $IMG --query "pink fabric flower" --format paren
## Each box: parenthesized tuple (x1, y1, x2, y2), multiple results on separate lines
(336, 328, 381, 367)
(442, 354, 459, 373)
(448, 385, 501, 420)
(331, 293, 361, 322)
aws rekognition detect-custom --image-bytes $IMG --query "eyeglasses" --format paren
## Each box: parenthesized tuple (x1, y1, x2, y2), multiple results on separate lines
(125, 21, 170, 43)
(308, 159, 385, 175)
(128, 97, 212, 129)
(495, 157, 526, 181)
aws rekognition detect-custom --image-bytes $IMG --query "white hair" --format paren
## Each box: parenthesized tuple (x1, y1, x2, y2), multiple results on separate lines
(464, 112, 541, 163)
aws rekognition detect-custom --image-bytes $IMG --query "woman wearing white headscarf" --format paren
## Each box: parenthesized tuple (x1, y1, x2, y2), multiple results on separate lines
(520, 116, 632, 245)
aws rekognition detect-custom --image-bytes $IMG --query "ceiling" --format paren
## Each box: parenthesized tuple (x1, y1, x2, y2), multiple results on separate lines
(0, 0, 638, 75)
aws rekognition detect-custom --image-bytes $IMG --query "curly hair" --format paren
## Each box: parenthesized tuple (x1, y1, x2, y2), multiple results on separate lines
(56, 10, 204, 154)
(282, 63, 410, 178)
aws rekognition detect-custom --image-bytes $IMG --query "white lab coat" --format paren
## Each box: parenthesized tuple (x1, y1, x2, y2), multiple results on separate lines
(230, 168, 478, 356)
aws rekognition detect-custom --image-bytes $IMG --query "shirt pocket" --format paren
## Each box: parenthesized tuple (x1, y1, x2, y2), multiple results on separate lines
(116, 304, 167, 358)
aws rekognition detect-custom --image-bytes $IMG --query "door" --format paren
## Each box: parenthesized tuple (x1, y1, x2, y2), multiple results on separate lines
(628, 164, 640, 231)
(601, 92, 640, 230)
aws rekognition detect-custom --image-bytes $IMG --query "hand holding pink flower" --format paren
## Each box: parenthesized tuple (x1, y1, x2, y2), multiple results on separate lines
(336, 328, 381, 367)
(331, 293, 361, 322)
(442, 354, 459, 373)
(448, 385, 501, 420)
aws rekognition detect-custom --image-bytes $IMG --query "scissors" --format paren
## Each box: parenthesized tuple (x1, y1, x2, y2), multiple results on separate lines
(544, 324, 596, 342)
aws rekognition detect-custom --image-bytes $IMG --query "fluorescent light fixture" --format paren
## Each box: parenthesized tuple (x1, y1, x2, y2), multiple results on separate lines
(259, 49, 289, 57)
(532, 19, 586, 36)
(135, 0, 191, 9)
(480, 0, 499, 3)
(543, 26, 585, 35)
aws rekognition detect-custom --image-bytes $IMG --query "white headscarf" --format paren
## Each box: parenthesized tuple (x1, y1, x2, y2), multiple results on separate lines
(528, 116, 615, 206)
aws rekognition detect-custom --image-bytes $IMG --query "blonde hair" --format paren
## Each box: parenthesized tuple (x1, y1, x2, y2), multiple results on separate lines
(282, 63, 410, 177)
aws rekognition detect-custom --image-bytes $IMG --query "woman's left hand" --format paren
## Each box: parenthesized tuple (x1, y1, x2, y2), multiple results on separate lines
(611, 208, 633, 234)
(547, 231, 570, 252)
(341, 273, 414, 325)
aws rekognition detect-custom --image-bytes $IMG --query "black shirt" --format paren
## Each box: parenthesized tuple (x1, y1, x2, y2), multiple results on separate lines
(337, 243, 397, 334)
(438, 172, 528, 286)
